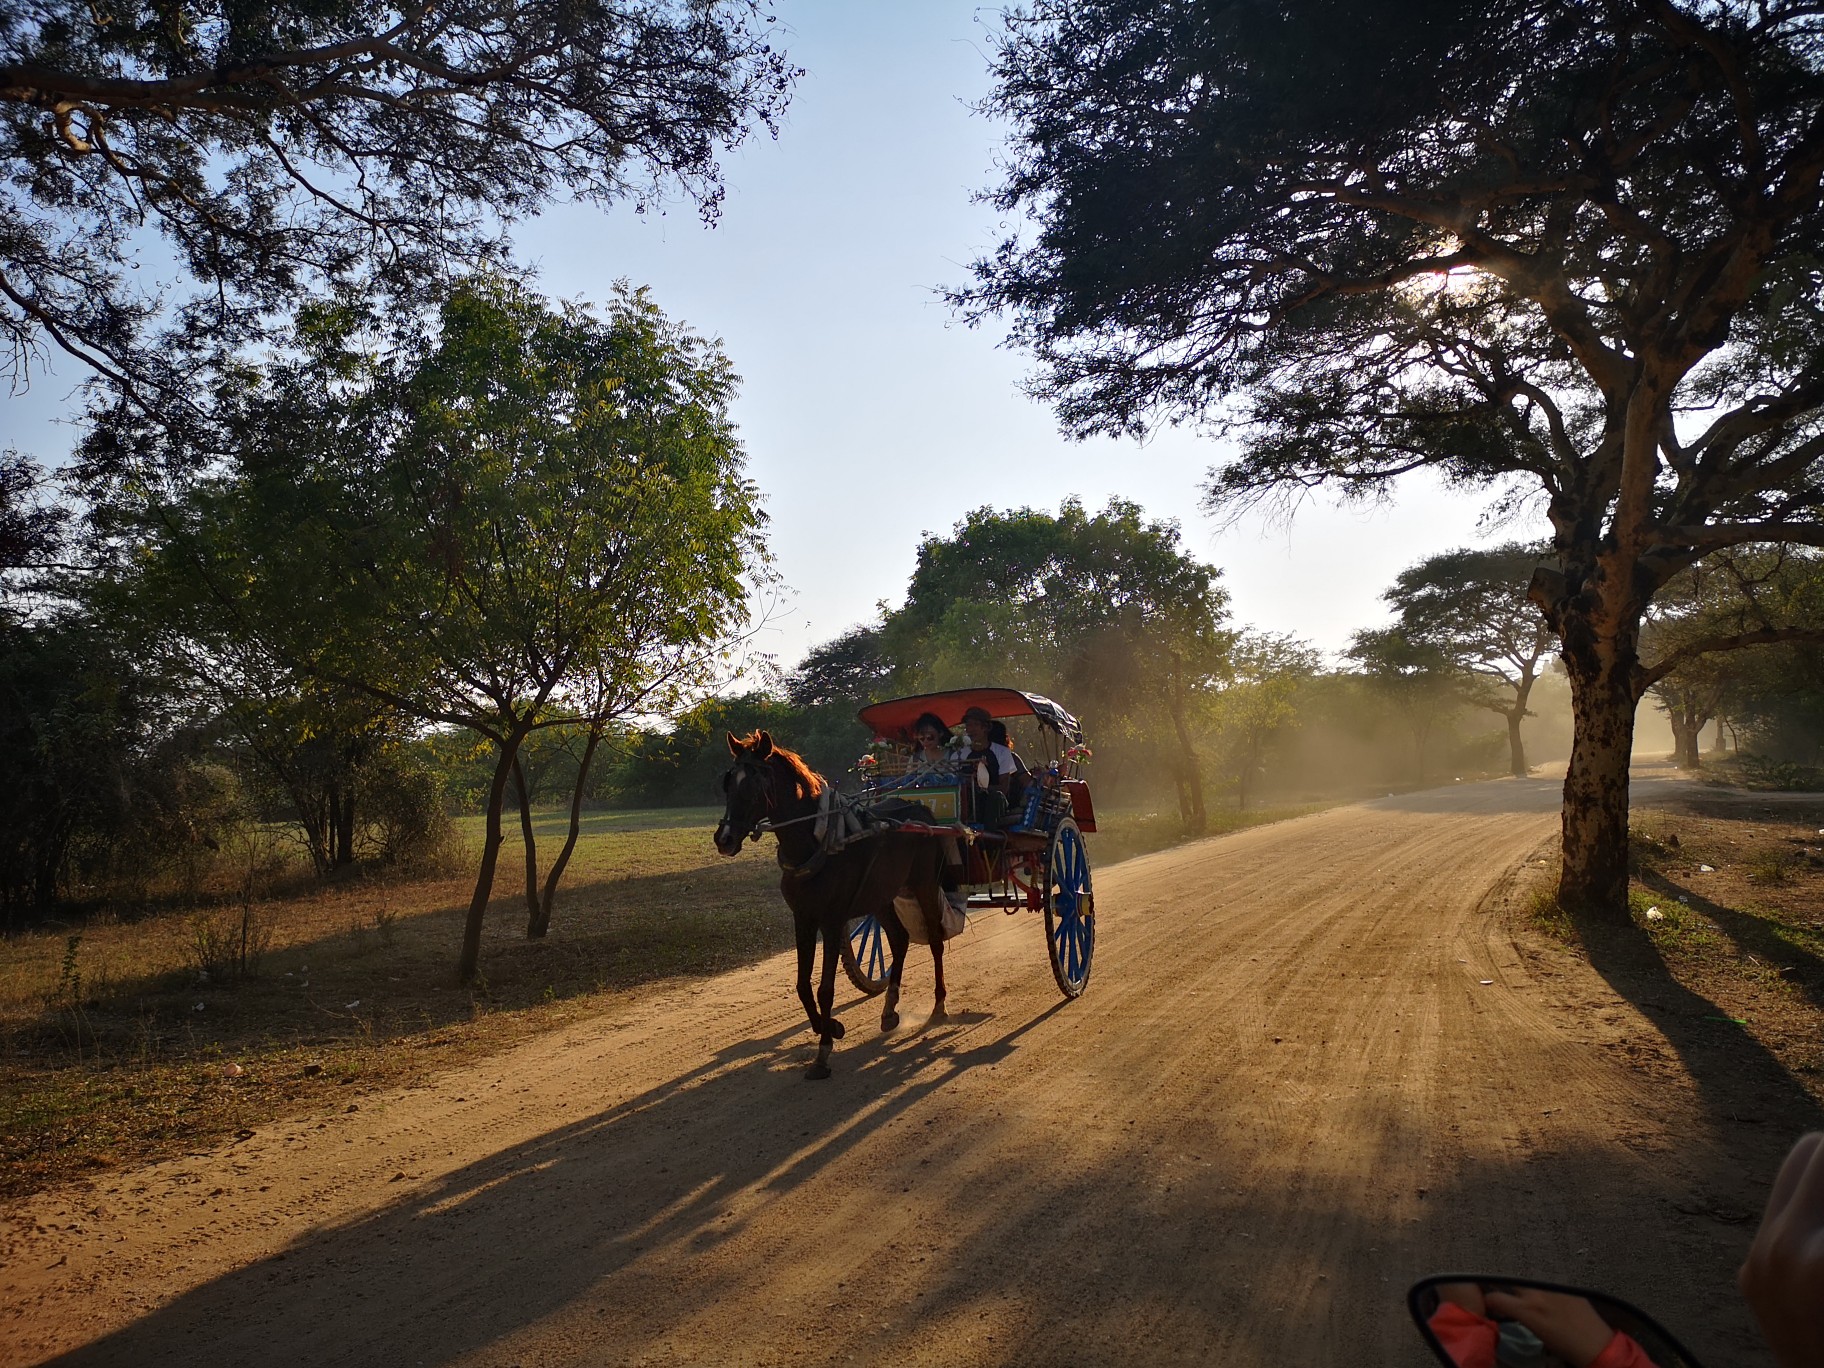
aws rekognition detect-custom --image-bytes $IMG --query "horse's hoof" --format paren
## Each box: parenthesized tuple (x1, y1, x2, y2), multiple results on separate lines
(880, 1010, 900, 1033)
(928, 1005, 949, 1024)
(805, 1062, 832, 1080)
(828, 1019, 846, 1040)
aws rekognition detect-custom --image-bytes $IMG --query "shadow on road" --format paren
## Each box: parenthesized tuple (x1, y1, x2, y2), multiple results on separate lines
(37, 986, 1779, 1368)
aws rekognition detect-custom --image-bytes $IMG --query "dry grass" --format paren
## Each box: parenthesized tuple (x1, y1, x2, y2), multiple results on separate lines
(0, 807, 787, 1199)
(1621, 792, 1824, 1088)
(1, 802, 1216, 1201)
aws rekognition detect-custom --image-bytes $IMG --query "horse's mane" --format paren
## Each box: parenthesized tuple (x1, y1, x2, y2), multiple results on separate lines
(734, 731, 824, 800)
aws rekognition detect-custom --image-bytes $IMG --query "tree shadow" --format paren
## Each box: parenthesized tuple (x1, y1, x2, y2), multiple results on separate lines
(1635, 868, 1824, 1017)
(33, 1023, 1776, 1368)
(1565, 906, 1824, 1213)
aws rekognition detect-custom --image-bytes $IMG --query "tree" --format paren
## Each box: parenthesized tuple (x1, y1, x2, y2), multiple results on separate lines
(90, 275, 765, 980)
(1, 0, 795, 407)
(882, 498, 1232, 828)
(1345, 628, 1468, 785)
(1643, 547, 1824, 767)
(0, 451, 67, 579)
(785, 625, 894, 711)
(964, 1, 1824, 917)
(1206, 633, 1319, 809)
(1383, 544, 1557, 777)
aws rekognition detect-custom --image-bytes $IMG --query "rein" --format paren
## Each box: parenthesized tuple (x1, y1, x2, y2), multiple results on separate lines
(737, 769, 876, 881)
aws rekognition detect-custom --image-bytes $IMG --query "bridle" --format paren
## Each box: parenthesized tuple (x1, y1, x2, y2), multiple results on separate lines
(719, 755, 780, 847)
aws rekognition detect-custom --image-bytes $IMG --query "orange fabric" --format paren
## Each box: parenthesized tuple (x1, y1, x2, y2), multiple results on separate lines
(1427, 1301, 1498, 1368)
(1588, 1330, 1660, 1368)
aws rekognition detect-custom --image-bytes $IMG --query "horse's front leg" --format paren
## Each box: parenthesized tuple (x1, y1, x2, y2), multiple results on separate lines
(793, 910, 822, 1037)
(808, 926, 845, 1080)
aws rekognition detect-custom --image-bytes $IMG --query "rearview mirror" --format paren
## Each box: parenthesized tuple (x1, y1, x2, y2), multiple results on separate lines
(1408, 1275, 1706, 1368)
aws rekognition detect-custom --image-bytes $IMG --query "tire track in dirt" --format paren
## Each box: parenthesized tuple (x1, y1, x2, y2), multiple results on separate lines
(0, 775, 1800, 1366)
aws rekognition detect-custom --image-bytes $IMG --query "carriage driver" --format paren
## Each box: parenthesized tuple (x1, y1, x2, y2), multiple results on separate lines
(954, 706, 1016, 796)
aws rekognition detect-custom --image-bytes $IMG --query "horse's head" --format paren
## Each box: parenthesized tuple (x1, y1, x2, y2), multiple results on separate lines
(714, 729, 778, 856)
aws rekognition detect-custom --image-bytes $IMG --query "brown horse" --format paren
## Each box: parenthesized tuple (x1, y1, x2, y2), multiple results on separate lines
(713, 730, 950, 1079)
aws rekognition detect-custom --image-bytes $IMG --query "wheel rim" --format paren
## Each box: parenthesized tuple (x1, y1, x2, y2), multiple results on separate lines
(848, 913, 887, 985)
(1047, 823, 1094, 994)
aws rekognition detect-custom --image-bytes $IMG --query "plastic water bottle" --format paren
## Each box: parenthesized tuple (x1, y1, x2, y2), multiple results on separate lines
(1496, 1320, 1547, 1367)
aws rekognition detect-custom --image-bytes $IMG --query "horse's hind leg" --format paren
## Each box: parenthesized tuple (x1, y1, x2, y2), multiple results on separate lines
(880, 909, 911, 1033)
(808, 930, 844, 1080)
(913, 881, 949, 1023)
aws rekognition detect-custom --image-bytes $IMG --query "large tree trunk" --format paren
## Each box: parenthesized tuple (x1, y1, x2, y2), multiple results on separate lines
(1557, 621, 1640, 919)
(511, 755, 541, 934)
(457, 732, 526, 985)
(531, 724, 604, 939)
(1671, 714, 1702, 770)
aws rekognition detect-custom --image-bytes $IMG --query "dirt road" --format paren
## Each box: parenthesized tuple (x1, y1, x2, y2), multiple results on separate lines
(3, 775, 1815, 1366)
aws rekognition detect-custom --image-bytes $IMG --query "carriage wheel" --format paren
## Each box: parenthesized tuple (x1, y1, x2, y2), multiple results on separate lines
(1043, 817, 1095, 998)
(840, 913, 891, 996)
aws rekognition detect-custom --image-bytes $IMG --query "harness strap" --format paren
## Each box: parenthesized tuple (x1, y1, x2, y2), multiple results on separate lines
(780, 784, 881, 880)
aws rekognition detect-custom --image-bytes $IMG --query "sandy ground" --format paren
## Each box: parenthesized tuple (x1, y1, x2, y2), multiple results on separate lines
(3, 773, 1817, 1366)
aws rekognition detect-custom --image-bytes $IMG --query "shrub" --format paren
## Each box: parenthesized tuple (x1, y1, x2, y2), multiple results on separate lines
(360, 751, 458, 873)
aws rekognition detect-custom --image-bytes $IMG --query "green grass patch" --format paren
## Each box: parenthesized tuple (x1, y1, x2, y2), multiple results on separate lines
(1630, 889, 1724, 954)
(1526, 885, 1577, 944)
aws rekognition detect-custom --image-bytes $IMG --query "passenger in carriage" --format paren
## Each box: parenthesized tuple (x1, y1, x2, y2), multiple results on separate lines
(904, 711, 968, 915)
(955, 706, 1017, 826)
(906, 712, 955, 777)
(954, 706, 1016, 793)
(988, 719, 1036, 823)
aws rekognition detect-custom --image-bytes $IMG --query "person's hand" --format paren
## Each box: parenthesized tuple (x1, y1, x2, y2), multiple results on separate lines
(1740, 1132, 1824, 1368)
(1483, 1287, 1615, 1368)
(1432, 1282, 1487, 1317)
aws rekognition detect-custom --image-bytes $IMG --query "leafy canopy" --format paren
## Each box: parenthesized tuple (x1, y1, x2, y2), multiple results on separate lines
(1384, 544, 1557, 704)
(90, 274, 767, 741)
(965, 1, 1824, 595)
(1, 0, 796, 406)
(882, 497, 1232, 737)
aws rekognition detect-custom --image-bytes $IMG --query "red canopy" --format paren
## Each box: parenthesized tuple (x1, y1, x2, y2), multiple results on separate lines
(857, 688, 1081, 741)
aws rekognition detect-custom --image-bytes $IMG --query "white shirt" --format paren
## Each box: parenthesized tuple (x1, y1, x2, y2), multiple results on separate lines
(953, 741, 1016, 784)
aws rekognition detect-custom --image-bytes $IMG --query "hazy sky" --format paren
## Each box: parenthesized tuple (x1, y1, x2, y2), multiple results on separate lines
(3, 1, 1541, 671)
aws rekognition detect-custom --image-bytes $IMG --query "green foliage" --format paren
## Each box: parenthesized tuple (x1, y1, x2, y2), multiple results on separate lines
(965, 1, 1824, 907)
(2, 0, 796, 406)
(81, 274, 767, 976)
(1383, 543, 1555, 736)
(0, 611, 248, 911)
(0, 452, 67, 578)
(1204, 634, 1320, 808)
(357, 750, 457, 875)
(784, 626, 894, 711)
(1347, 628, 1477, 783)
(608, 693, 801, 808)
(882, 498, 1231, 778)
(1644, 549, 1824, 767)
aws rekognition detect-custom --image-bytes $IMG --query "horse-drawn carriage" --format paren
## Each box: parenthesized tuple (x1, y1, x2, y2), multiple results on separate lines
(714, 685, 1096, 1077)
(846, 687, 1097, 1000)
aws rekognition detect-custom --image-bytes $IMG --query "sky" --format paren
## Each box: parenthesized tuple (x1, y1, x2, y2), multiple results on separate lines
(2, 1, 1542, 672)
